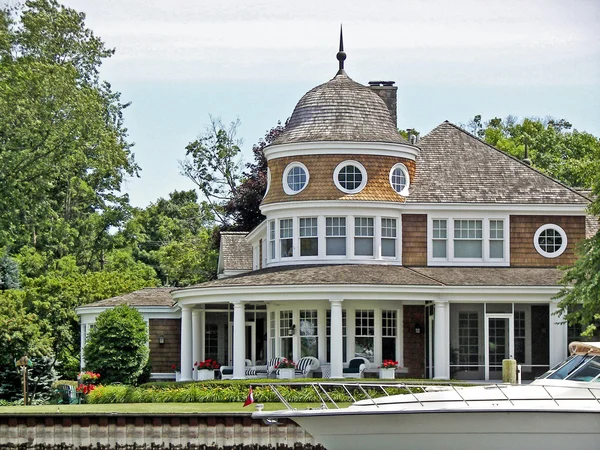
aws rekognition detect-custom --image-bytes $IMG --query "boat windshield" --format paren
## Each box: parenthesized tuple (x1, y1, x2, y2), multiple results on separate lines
(565, 355, 600, 382)
(537, 355, 587, 380)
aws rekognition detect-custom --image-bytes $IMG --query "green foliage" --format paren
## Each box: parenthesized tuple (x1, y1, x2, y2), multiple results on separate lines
(126, 190, 217, 285)
(0, 290, 53, 401)
(0, 253, 20, 290)
(83, 305, 149, 385)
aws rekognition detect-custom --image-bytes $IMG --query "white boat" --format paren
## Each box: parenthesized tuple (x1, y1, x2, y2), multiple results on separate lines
(253, 341, 600, 450)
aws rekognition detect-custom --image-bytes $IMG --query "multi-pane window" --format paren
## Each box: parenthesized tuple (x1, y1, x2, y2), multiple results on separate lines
(299, 310, 318, 357)
(457, 312, 479, 371)
(354, 217, 374, 256)
(279, 219, 293, 258)
(381, 218, 397, 257)
(279, 310, 293, 360)
(299, 217, 318, 257)
(326, 310, 347, 362)
(205, 323, 220, 362)
(382, 310, 397, 361)
(432, 219, 447, 258)
(286, 165, 307, 193)
(338, 165, 363, 191)
(489, 220, 504, 259)
(355, 309, 375, 362)
(389, 164, 409, 195)
(454, 220, 483, 258)
(326, 217, 346, 256)
(268, 220, 275, 261)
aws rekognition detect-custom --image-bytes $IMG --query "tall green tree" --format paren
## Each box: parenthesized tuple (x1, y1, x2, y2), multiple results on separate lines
(180, 116, 242, 226)
(0, 0, 138, 266)
(125, 190, 218, 285)
(83, 305, 149, 385)
(555, 187, 600, 337)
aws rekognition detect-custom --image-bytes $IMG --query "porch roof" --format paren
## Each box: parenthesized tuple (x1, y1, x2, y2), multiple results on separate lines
(179, 265, 564, 290)
(83, 287, 176, 307)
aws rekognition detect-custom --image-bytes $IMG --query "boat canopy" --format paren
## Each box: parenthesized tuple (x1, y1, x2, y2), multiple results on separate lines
(568, 341, 600, 355)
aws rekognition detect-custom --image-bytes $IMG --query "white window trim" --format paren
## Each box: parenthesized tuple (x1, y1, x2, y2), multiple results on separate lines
(353, 216, 375, 259)
(264, 167, 271, 198)
(333, 160, 367, 194)
(282, 162, 309, 195)
(533, 224, 567, 258)
(389, 163, 410, 196)
(427, 214, 510, 266)
(279, 217, 294, 259)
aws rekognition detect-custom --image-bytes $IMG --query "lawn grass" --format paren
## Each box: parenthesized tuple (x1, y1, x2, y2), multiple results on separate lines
(0, 402, 352, 415)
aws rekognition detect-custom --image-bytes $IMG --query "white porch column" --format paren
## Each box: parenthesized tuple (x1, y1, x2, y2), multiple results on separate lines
(549, 301, 568, 367)
(180, 305, 193, 381)
(80, 322, 86, 370)
(330, 298, 344, 379)
(232, 301, 246, 379)
(433, 300, 450, 380)
(192, 309, 202, 370)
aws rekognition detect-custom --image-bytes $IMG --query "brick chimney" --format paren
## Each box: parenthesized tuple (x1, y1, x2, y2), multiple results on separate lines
(368, 81, 398, 127)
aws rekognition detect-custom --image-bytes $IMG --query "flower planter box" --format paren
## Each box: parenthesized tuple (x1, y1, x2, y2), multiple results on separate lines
(379, 368, 396, 379)
(175, 371, 181, 382)
(196, 370, 215, 381)
(277, 368, 295, 379)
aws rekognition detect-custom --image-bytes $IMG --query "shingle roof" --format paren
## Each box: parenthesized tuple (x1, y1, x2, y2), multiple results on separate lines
(83, 287, 175, 308)
(180, 264, 563, 289)
(409, 122, 589, 204)
(220, 232, 253, 272)
(271, 72, 407, 145)
(409, 267, 563, 286)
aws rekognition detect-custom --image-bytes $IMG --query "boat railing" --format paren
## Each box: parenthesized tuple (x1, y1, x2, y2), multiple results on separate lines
(259, 381, 600, 411)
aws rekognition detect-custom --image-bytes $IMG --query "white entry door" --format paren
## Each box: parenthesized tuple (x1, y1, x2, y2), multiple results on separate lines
(485, 314, 514, 380)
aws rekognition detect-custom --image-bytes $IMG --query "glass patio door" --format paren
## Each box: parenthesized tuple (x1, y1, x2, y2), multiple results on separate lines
(485, 314, 514, 380)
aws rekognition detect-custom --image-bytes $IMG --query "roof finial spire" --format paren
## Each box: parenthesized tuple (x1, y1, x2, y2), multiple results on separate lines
(336, 24, 346, 75)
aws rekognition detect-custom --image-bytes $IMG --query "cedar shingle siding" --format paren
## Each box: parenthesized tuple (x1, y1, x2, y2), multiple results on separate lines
(263, 154, 415, 205)
(149, 318, 181, 372)
(510, 215, 586, 267)
(402, 214, 427, 266)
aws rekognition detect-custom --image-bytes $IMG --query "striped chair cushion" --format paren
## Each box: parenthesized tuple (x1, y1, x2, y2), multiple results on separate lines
(295, 358, 313, 374)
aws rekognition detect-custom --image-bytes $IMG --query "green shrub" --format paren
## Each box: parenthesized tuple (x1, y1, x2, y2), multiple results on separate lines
(83, 305, 149, 385)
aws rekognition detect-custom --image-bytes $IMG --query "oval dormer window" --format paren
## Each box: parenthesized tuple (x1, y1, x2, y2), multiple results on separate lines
(389, 163, 410, 196)
(534, 224, 567, 258)
(264, 167, 272, 198)
(334, 160, 367, 194)
(283, 162, 309, 195)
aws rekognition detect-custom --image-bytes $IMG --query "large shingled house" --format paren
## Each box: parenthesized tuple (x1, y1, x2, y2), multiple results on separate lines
(77, 41, 593, 382)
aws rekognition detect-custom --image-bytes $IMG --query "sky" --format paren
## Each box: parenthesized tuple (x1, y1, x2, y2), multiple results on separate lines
(53, 0, 600, 207)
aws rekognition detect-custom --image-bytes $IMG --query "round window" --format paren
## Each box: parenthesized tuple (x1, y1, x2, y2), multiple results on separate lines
(533, 224, 567, 258)
(389, 163, 410, 195)
(334, 161, 367, 194)
(283, 162, 309, 195)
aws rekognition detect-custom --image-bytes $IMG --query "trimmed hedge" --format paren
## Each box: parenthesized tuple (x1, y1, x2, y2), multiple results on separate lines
(86, 381, 421, 404)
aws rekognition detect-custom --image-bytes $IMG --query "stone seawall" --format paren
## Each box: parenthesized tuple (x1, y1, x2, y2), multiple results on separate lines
(0, 414, 325, 449)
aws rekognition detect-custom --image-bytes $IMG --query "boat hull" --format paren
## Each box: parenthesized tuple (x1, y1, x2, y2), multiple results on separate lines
(289, 410, 600, 450)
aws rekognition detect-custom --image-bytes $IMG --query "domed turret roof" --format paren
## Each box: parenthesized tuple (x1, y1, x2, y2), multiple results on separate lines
(272, 72, 407, 146)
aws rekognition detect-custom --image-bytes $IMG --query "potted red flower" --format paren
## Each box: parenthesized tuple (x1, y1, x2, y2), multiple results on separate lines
(194, 359, 220, 381)
(379, 360, 399, 379)
(275, 358, 296, 379)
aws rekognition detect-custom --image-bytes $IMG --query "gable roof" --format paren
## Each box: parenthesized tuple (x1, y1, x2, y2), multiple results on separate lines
(408, 122, 589, 205)
(217, 231, 253, 274)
